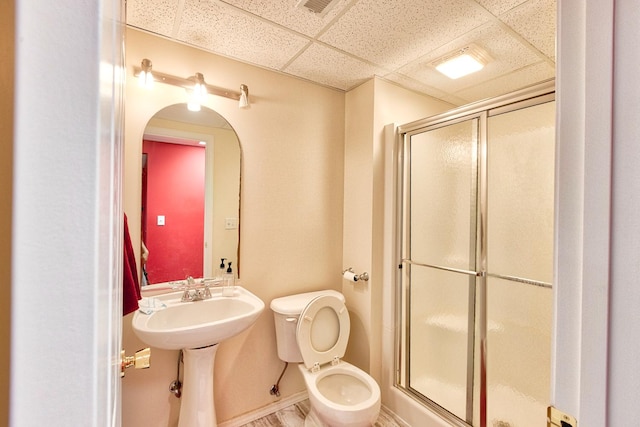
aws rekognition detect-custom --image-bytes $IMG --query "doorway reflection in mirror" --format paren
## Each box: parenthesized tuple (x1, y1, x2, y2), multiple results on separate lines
(140, 104, 241, 285)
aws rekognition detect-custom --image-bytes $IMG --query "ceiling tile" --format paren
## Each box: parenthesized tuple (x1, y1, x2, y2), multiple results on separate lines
(221, 0, 354, 37)
(500, 0, 556, 60)
(473, 0, 529, 16)
(285, 43, 387, 90)
(383, 73, 467, 105)
(397, 22, 543, 97)
(175, 0, 309, 69)
(454, 61, 554, 101)
(318, 0, 492, 70)
(127, 0, 180, 36)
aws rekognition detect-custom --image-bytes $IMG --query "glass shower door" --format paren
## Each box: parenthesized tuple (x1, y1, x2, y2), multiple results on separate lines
(396, 88, 555, 427)
(403, 117, 480, 424)
(485, 101, 555, 426)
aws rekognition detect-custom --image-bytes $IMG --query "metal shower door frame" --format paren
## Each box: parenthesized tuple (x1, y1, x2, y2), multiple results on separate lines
(393, 80, 555, 427)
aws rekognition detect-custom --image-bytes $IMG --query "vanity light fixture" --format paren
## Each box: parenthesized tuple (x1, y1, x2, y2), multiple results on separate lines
(432, 44, 490, 80)
(133, 58, 250, 109)
(138, 58, 154, 89)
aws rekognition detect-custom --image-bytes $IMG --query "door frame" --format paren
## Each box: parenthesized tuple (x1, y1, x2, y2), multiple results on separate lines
(553, 2, 613, 425)
(11, 0, 124, 425)
(555, 1, 640, 426)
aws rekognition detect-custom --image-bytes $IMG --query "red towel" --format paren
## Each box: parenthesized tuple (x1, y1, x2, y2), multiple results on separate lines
(123, 213, 142, 316)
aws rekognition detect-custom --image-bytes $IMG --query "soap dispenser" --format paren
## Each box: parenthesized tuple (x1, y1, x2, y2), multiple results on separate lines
(222, 261, 235, 297)
(217, 258, 227, 280)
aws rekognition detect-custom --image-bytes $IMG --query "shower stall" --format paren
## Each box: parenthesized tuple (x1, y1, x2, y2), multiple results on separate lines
(393, 82, 555, 427)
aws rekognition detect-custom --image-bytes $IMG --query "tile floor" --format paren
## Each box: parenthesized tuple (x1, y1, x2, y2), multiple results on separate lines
(239, 399, 408, 427)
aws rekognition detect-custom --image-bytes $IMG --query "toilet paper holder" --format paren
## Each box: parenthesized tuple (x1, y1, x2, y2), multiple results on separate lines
(342, 268, 369, 282)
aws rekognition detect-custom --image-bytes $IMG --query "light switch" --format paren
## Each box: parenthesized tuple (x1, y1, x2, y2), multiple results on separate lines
(225, 217, 239, 230)
(157, 215, 165, 226)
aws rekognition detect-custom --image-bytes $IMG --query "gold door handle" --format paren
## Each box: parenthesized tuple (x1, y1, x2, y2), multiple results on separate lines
(120, 348, 151, 377)
(548, 406, 577, 427)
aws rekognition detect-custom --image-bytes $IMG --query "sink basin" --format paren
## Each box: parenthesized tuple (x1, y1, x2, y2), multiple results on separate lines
(132, 286, 265, 350)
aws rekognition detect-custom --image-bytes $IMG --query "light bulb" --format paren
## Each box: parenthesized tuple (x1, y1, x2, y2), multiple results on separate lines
(138, 59, 154, 88)
(138, 70, 154, 88)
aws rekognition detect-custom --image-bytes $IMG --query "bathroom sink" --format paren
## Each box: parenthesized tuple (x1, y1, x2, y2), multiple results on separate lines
(132, 286, 265, 350)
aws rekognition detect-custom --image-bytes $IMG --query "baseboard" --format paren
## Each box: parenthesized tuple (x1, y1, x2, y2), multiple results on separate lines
(217, 391, 309, 427)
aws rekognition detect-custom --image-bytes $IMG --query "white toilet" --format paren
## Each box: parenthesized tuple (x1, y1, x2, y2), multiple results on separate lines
(271, 290, 381, 427)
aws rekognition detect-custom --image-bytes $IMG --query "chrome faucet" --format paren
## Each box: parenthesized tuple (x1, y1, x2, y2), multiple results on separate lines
(180, 276, 213, 302)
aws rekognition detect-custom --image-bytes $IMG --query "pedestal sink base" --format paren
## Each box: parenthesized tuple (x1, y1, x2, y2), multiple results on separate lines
(179, 344, 219, 427)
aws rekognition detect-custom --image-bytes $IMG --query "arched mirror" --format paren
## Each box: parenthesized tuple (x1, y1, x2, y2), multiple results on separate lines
(141, 104, 241, 285)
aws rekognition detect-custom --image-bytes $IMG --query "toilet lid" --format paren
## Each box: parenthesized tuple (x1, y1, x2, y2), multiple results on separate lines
(296, 294, 350, 370)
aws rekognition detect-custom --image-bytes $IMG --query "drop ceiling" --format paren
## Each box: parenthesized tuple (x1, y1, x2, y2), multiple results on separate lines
(126, 0, 556, 106)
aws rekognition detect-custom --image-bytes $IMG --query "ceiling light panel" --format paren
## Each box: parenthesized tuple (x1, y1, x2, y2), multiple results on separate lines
(432, 45, 490, 79)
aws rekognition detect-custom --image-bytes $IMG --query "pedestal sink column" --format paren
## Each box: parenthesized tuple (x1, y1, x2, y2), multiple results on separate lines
(178, 344, 219, 427)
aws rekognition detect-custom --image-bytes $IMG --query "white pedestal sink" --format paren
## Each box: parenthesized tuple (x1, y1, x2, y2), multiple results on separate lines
(132, 286, 265, 427)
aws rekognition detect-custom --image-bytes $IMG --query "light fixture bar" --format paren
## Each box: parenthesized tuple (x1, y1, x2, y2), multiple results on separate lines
(133, 64, 245, 101)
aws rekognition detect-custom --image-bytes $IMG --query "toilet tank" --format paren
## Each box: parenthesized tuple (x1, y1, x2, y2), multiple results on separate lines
(270, 290, 345, 363)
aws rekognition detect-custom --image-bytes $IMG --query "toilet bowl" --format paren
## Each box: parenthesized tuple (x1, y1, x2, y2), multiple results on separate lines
(271, 290, 381, 427)
(299, 360, 381, 427)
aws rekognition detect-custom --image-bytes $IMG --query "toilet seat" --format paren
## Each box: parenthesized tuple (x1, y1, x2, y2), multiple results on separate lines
(296, 294, 350, 371)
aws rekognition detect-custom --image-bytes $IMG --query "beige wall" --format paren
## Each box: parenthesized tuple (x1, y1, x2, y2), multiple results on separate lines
(0, 1, 13, 425)
(342, 80, 376, 373)
(343, 77, 453, 383)
(123, 28, 345, 425)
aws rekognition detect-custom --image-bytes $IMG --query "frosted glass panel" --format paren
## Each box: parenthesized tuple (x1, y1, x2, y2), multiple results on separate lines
(487, 102, 555, 283)
(409, 266, 472, 421)
(410, 119, 478, 270)
(487, 277, 552, 426)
